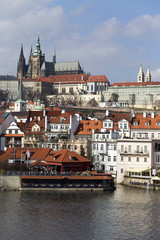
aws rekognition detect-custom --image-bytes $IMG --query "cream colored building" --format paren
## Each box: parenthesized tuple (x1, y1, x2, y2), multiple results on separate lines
(116, 138, 160, 183)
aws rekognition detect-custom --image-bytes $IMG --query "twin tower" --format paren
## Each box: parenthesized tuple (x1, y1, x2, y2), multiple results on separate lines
(137, 65, 151, 82)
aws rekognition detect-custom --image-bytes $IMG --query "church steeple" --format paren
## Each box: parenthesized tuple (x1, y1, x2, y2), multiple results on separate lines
(53, 45, 56, 64)
(137, 65, 144, 82)
(17, 44, 26, 79)
(145, 66, 151, 82)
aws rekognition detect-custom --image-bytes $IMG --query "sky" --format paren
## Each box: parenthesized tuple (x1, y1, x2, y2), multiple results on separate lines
(1, 0, 160, 83)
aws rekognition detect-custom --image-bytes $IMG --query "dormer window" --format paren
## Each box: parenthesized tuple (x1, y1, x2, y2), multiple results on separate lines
(71, 157, 77, 161)
(156, 122, 160, 127)
(134, 122, 138, 126)
(145, 122, 149, 126)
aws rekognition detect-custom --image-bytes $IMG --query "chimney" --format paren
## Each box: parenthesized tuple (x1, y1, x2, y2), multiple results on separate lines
(143, 112, 147, 118)
(151, 112, 155, 119)
(106, 110, 109, 116)
(43, 109, 46, 117)
(61, 109, 65, 114)
(45, 115, 48, 131)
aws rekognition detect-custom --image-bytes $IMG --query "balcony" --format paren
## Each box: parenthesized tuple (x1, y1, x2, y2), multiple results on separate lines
(119, 150, 149, 156)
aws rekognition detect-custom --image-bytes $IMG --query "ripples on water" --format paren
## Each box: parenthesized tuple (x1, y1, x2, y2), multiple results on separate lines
(0, 186, 160, 240)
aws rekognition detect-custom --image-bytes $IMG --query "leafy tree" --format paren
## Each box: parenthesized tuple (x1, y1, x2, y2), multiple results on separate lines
(108, 93, 119, 105)
(0, 90, 9, 101)
(88, 98, 98, 107)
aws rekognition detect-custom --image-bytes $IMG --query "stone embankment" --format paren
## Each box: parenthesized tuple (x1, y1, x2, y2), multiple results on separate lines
(0, 176, 21, 191)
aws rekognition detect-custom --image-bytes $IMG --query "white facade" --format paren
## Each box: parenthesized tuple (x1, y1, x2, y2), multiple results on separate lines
(116, 138, 160, 183)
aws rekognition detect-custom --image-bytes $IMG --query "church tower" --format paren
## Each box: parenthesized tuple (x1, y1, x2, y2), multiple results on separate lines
(17, 45, 26, 79)
(145, 66, 151, 82)
(137, 65, 144, 82)
(29, 33, 45, 78)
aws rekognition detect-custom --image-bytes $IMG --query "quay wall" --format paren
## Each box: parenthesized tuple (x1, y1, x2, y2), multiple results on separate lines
(0, 176, 21, 190)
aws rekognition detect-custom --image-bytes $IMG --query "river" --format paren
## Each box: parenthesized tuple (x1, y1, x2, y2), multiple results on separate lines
(0, 185, 160, 240)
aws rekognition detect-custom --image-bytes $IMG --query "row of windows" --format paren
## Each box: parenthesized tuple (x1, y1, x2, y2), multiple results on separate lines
(121, 156, 148, 162)
(95, 134, 110, 140)
(93, 144, 116, 151)
(8, 130, 19, 134)
(132, 132, 160, 139)
(96, 155, 116, 161)
(121, 145, 148, 153)
(50, 125, 69, 130)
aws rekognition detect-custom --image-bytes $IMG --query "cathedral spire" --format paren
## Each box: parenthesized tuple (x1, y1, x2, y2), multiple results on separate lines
(20, 44, 24, 58)
(53, 45, 56, 64)
(17, 44, 26, 79)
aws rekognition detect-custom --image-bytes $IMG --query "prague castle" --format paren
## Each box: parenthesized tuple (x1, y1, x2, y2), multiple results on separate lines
(17, 33, 84, 79)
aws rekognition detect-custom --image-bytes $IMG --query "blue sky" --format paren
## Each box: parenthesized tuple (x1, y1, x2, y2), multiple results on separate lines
(1, 0, 160, 83)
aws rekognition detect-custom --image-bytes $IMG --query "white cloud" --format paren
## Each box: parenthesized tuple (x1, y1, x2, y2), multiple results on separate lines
(92, 18, 121, 40)
(151, 68, 160, 82)
(124, 14, 160, 38)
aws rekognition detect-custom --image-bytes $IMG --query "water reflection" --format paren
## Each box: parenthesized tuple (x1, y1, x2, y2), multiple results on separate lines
(0, 186, 160, 240)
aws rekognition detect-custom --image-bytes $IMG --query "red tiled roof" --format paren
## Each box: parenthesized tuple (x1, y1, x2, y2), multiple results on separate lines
(49, 74, 89, 83)
(17, 122, 27, 132)
(10, 102, 15, 107)
(111, 82, 160, 87)
(75, 120, 103, 135)
(0, 147, 53, 163)
(131, 113, 160, 129)
(51, 149, 90, 163)
(25, 117, 45, 133)
(86, 75, 109, 83)
(49, 112, 70, 124)
(103, 112, 132, 122)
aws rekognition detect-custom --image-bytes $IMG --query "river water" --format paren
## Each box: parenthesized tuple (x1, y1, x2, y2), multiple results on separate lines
(0, 185, 160, 240)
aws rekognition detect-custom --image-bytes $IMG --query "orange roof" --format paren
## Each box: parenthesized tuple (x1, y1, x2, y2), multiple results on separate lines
(0, 148, 91, 165)
(51, 149, 90, 163)
(49, 112, 70, 124)
(111, 82, 160, 87)
(131, 113, 160, 129)
(10, 102, 15, 107)
(76, 120, 102, 135)
(25, 117, 45, 134)
(4, 134, 23, 137)
(103, 112, 132, 122)
(0, 147, 52, 162)
(86, 75, 109, 83)
(49, 74, 89, 83)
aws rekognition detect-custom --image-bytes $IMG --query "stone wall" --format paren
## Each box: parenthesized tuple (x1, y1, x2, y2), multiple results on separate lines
(0, 176, 21, 190)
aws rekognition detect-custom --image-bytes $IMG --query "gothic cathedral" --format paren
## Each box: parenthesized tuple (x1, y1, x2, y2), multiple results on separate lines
(17, 33, 83, 79)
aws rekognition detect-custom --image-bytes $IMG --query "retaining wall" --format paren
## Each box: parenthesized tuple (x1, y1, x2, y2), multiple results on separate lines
(0, 176, 21, 190)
